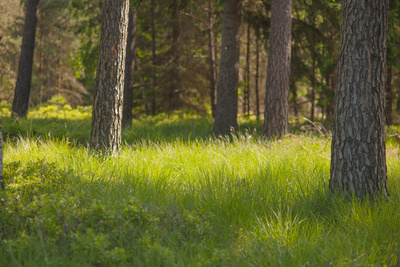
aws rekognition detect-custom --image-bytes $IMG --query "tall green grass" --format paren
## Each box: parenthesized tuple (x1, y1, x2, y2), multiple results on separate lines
(1, 103, 400, 266)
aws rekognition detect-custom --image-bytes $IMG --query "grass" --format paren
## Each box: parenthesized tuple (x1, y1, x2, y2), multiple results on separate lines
(1, 101, 400, 266)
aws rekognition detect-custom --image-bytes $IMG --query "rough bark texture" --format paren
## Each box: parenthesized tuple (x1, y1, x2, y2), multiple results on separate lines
(263, 0, 292, 138)
(213, 0, 242, 136)
(0, 119, 3, 190)
(12, 0, 40, 118)
(330, 0, 389, 198)
(122, 9, 137, 127)
(90, 0, 130, 154)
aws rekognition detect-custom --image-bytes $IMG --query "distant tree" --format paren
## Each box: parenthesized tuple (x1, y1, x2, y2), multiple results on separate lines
(122, 7, 137, 127)
(11, 0, 40, 118)
(90, 0, 130, 154)
(263, 0, 292, 138)
(330, 0, 389, 197)
(213, 0, 242, 136)
(207, 0, 217, 118)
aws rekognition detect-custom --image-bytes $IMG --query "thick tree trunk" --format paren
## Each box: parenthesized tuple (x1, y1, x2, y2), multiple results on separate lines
(263, 0, 292, 138)
(12, 0, 40, 118)
(122, 9, 137, 127)
(213, 0, 242, 136)
(90, 0, 130, 154)
(208, 0, 217, 118)
(386, 65, 393, 126)
(330, 0, 389, 197)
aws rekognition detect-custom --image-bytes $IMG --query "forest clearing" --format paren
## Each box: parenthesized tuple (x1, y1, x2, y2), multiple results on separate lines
(1, 105, 400, 266)
(1, 0, 400, 265)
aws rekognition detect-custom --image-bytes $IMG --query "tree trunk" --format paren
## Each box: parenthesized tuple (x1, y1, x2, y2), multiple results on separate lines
(12, 0, 40, 118)
(244, 23, 251, 117)
(263, 0, 292, 138)
(151, 0, 157, 115)
(90, 0, 130, 154)
(208, 0, 217, 118)
(122, 8, 137, 127)
(330, 0, 389, 198)
(170, 7, 182, 111)
(255, 37, 260, 120)
(386, 64, 393, 126)
(213, 0, 242, 136)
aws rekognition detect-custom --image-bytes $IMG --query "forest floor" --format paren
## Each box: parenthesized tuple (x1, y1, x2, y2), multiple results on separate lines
(1, 103, 400, 266)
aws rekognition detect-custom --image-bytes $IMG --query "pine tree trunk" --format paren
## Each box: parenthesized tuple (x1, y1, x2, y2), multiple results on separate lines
(90, 0, 130, 154)
(255, 37, 260, 120)
(12, 0, 40, 118)
(213, 0, 242, 136)
(170, 8, 182, 111)
(263, 0, 292, 138)
(208, 0, 217, 118)
(122, 9, 137, 127)
(150, 0, 157, 115)
(244, 23, 251, 117)
(330, 0, 389, 198)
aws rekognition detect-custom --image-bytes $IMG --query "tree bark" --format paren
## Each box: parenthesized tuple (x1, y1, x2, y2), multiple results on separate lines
(263, 0, 292, 138)
(170, 6, 182, 111)
(244, 23, 251, 117)
(12, 0, 40, 118)
(213, 0, 242, 136)
(208, 0, 217, 118)
(122, 9, 137, 127)
(255, 37, 260, 120)
(330, 0, 389, 198)
(90, 0, 130, 154)
(150, 0, 157, 115)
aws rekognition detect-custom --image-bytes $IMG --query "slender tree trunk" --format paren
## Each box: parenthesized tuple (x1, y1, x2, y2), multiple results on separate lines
(213, 0, 242, 136)
(208, 0, 217, 118)
(90, 0, 130, 154)
(122, 9, 137, 127)
(12, 0, 40, 118)
(263, 0, 292, 138)
(386, 64, 393, 125)
(170, 7, 182, 111)
(330, 0, 389, 198)
(151, 0, 157, 115)
(244, 23, 251, 117)
(255, 37, 260, 120)
(310, 14, 317, 121)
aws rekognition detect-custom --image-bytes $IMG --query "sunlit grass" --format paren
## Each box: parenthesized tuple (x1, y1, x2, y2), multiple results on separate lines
(2, 101, 400, 266)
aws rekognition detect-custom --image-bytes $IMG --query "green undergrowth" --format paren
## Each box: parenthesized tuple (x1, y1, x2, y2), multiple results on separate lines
(2, 101, 400, 266)
(1, 134, 400, 266)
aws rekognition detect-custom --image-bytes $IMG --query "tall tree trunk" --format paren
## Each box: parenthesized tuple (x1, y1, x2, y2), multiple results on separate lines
(208, 0, 217, 118)
(263, 0, 292, 138)
(213, 0, 242, 136)
(244, 23, 251, 117)
(386, 64, 393, 126)
(122, 9, 137, 127)
(90, 0, 130, 154)
(330, 0, 389, 198)
(0, 119, 3, 190)
(170, 7, 182, 111)
(151, 0, 157, 115)
(255, 37, 260, 120)
(12, 0, 40, 118)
